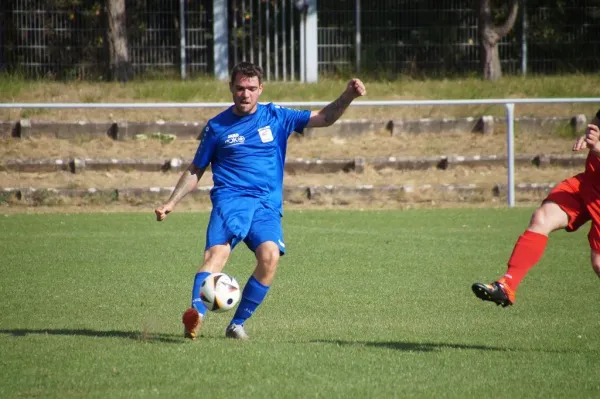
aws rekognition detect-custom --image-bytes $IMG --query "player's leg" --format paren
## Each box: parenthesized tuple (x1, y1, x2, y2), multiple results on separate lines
(190, 245, 232, 314)
(503, 201, 568, 286)
(473, 174, 588, 306)
(585, 202, 600, 278)
(471, 201, 568, 307)
(183, 244, 232, 340)
(184, 200, 253, 340)
(590, 250, 600, 278)
(226, 204, 284, 339)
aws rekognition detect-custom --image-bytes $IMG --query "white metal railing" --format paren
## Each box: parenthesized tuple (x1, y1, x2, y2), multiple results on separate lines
(2, 98, 599, 207)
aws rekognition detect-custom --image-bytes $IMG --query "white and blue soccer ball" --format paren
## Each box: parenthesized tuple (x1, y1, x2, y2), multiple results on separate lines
(200, 273, 241, 313)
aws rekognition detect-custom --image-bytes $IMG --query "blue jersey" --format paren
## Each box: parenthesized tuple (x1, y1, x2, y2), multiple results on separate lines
(193, 103, 311, 212)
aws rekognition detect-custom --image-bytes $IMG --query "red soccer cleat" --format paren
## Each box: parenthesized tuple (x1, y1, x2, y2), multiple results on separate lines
(182, 308, 202, 340)
(471, 278, 516, 307)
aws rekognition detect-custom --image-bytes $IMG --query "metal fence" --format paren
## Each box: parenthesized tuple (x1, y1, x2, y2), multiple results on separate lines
(229, 0, 305, 81)
(1, 0, 211, 79)
(1, 0, 599, 79)
(3, 0, 106, 79)
(128, 0, 211, 76)
(319, 0, 484, 76)
(317, 0, 600, 76)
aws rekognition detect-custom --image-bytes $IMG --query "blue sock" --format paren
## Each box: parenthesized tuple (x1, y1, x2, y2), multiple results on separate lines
(230, 275, 270, 326)
(191, 271, 211, 318)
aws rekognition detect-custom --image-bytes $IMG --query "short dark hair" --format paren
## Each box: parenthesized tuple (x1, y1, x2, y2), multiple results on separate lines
(230, 61, 263, 85)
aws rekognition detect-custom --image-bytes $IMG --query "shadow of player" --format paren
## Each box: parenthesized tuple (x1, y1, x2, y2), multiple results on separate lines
(0, 327, 182, 344)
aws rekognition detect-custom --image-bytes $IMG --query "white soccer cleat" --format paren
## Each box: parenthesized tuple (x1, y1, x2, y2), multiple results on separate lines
(225, 324, 249, 340)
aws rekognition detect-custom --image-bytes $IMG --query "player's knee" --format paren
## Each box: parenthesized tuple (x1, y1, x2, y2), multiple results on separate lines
(529, 207, 549, 229)
(254, 247, 280, 286)
(256, 245, 280, 270)
(528, 204, 565, 233)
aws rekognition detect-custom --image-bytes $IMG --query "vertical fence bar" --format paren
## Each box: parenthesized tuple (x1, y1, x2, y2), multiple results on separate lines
(151, 4, 155, 72)
(258, 0, 262, 70)
(274, 1, 279, 80)
(266, 3, 270, 80)
(505, 103, 516, 208)
(300, 6, 305, 82)
(241, 0, 246, 62)
(213, 0, 229, 80)
(249, 0, 254, 64)
(179, 0, 186, 79)
(521, 0, 528, 76)
(290, 0, 295, 80)
(33, 7, 37, 76)
(38, 8, 42, 75)
(233, 0, 238, 65)
(305, 0, 317, 82)
(355, 0, 361, 73)
(282, 0, 287, 81)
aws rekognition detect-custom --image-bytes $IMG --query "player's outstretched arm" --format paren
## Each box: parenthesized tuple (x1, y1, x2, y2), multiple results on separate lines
(306, 78, 366, 128)
(154, 163, 206, 221)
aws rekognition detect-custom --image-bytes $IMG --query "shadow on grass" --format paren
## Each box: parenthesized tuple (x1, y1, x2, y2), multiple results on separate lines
(311, 339, 513, 352)
(0, 328, 183, 344)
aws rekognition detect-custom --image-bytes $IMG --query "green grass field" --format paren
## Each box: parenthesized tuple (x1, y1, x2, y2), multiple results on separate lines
(1, 209, 599, 398)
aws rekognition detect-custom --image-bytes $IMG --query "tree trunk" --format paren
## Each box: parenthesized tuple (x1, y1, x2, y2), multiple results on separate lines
(478, 0, 519, 81)
(481, 27, 502, 81)
(106, 0, 131, 82)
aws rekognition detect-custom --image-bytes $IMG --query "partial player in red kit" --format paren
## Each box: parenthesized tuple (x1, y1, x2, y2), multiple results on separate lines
(472, 109, 600, 307)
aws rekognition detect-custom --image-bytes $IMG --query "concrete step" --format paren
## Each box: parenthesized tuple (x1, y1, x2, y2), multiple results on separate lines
(0, 182, 556, 205)
(0, 154, 587, 174)
(0, 114, 588, 139)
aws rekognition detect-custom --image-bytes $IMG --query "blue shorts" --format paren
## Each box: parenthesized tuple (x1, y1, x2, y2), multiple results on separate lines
(205, 197, 286, 254)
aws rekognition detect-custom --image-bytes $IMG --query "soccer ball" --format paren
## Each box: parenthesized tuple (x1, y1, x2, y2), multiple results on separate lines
(200, 273, 241, 313)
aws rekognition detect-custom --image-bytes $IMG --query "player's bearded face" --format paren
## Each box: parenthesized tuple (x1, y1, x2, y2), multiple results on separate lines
(230, 75, 263, 115)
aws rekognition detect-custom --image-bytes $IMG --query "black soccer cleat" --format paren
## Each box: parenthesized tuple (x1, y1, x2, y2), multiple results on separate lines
(471, 280, 515, 307)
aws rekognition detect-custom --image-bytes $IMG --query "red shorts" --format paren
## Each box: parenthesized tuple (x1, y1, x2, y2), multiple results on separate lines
(545, 172, 600, 252)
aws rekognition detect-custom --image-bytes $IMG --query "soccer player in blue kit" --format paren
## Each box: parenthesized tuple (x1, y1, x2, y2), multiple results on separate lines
(155, 61, 366, 340)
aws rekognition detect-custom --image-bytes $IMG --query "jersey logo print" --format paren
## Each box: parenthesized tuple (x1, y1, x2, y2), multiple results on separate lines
(258, 126, 274, 143)
(224, 133, 246, 146)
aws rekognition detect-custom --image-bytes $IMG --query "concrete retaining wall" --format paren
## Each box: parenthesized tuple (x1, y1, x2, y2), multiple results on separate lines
(0, 114, 587, 139)
(0, 182, 556, 205)
(1, 154, 587, 174)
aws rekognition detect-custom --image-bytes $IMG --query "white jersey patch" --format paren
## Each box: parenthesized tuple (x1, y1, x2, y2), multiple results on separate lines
(258, 126, 274, 143)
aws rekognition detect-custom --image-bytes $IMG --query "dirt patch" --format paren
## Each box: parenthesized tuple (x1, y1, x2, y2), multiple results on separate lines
(0, 129, 584, 189)
(0, 198, 530, 215)
(0, 165, 582, 190)
(0, 130, 581, 160)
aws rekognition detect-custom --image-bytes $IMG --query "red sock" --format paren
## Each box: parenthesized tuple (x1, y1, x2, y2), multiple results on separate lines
(503, 230, 549, 291)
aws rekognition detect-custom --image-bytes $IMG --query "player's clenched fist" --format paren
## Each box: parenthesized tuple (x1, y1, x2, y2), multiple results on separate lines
(585, 123, 600, 155)
(154, 204, 173, 221)
(346, 78, 366, 99)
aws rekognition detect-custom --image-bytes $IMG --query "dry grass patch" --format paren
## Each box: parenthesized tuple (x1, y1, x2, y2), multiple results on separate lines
(0, 130, 581, 161)
(0, 165, 582, 190)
